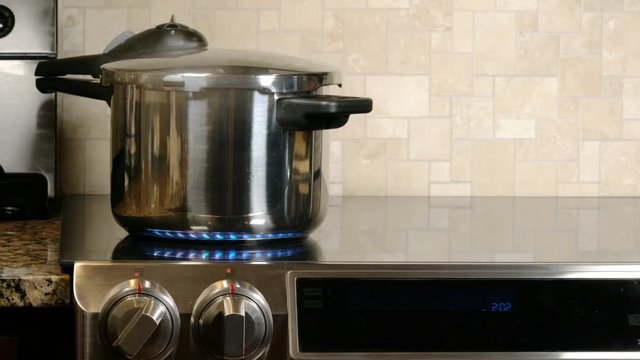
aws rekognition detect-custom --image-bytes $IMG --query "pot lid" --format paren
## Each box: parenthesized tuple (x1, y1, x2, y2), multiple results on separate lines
(101, 49, 341, 93)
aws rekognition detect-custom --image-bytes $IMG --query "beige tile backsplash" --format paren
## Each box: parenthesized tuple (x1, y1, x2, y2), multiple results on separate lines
(57, 0, 640, 196)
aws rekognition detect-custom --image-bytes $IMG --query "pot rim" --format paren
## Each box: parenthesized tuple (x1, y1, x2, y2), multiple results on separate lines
(101, 49, 342, 93)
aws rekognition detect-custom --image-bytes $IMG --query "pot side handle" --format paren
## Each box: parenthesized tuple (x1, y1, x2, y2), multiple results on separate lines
(34, 54, 105, 78)
(36, 78, 113, 105)
(276, 95, 373, 131)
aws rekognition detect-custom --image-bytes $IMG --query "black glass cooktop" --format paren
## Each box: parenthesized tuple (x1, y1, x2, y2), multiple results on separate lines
(60, 195, 640, 266)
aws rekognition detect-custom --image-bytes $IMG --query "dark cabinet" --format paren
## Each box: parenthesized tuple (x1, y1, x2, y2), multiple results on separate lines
(0, 307, 73, 359)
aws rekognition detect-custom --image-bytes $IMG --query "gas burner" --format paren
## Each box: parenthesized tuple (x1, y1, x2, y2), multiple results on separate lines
(111, 235, 320, 262)
(141, 228, 307, 241)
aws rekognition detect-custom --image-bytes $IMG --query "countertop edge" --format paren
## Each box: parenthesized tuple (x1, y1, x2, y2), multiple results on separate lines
(0, 274, 70, 307)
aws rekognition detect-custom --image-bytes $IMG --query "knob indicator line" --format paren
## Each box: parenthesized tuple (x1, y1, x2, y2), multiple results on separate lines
(99, 279, 181, 360)
(191, 279, 273, 360)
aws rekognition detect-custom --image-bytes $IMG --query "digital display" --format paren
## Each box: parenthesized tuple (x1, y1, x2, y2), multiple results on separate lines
(491, 302, 512, 312)
(339, 280, 516, 313)
(296, 278, 640, 353)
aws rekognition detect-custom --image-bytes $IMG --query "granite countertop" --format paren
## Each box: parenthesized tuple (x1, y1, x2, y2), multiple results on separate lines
(0, 218, 70, 307)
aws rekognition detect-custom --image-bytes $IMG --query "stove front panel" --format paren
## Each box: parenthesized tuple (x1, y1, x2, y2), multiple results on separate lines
(74, 262, 640, 360)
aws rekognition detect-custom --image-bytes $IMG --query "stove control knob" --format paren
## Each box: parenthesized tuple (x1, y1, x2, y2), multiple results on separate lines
(192, 279, 273, 360)
(100, 279, 180, 360)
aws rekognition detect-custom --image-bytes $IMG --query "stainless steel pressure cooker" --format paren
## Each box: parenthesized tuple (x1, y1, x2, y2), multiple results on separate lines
(36, 20, 372, 241)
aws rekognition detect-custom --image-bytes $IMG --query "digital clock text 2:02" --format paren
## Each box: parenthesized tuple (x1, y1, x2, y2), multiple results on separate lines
(490, 302, 513, 312)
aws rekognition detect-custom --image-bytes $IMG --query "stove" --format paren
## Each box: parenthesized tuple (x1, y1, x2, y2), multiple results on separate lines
(62, 195, 640, 359)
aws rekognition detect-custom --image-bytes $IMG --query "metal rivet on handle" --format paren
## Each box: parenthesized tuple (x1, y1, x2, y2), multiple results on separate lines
(162, 74, 185, 88)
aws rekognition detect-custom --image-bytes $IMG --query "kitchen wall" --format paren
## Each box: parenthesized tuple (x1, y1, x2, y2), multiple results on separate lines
(58, 0, 640, 196)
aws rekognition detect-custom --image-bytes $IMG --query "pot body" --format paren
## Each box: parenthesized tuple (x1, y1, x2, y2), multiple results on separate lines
(110, 84, 326, 237)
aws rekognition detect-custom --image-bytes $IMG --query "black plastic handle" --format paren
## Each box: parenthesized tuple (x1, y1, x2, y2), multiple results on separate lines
(276, 95, 373, 131)
(34, 54, 106, 78)
(36, 78, 113, 105)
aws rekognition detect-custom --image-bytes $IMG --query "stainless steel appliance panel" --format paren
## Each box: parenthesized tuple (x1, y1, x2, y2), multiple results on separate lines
(0, 0, 56, 196)
(74, 262, 640, 360)
(0, 60, 55, 194)
(0, 0, 56, 56)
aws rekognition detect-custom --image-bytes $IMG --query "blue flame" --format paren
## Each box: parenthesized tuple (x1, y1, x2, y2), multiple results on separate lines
(143, 247, 304, 261)
(143, 229, 305, 241)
